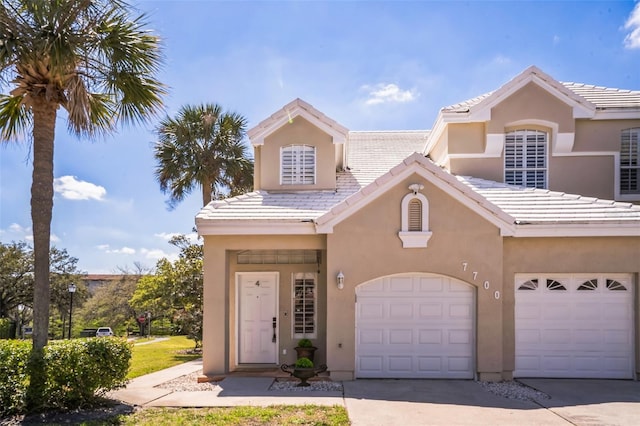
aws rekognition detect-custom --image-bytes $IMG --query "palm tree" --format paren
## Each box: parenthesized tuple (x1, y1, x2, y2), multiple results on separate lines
(154, 103, 254, 208)
(0, 0, 165, 359)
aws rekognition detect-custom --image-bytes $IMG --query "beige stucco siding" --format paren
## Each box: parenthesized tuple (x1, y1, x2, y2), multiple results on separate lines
(550, 155, 615, 199)
(325, 174, 505, 380)
(259, 117, 336, 191)
(502, 237, 640, 377)
(573, 119, 640, 152)
(448, 123, 485, 154)
(201, 234, 326, 376)
(449, 157, 504, 182)
(488, 83, 574, 134)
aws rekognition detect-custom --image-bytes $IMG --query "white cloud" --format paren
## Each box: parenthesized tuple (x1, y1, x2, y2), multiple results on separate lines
(623, 2, 640, 49)
(96, 244, 136, 254)
(362, 83, 418, 106)
(140, 248, 176, 261)
(54, 176, 106, 201)
(154, 232, 200, 243)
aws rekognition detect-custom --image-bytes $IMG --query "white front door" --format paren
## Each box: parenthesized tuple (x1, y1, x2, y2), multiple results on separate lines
(237, 272, 278, 364)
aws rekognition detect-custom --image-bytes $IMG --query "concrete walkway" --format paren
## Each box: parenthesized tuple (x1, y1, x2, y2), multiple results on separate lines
(109, 361, 640, 425)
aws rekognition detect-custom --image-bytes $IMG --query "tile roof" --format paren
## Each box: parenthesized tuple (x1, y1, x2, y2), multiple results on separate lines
(443, 83, 640, 113)
(458, 177, 640, 224)
(197, 131, 640, 230)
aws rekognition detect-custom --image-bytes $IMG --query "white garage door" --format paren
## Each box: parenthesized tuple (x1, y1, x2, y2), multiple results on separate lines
(356, 274, 474, 379)
(515, 274, 634, 379)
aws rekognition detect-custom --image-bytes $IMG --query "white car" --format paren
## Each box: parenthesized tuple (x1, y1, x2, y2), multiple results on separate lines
(96, 327, 114, 337)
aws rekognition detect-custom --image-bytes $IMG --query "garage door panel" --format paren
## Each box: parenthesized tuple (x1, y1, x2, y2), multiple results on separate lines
(449, 303, 471, 318)
(389, 303, 413, 319)
(418, 329, 442, 344)
(515, 274, 633, 379)
(389, 329, 413, 344)
(356, 275, 474, 379)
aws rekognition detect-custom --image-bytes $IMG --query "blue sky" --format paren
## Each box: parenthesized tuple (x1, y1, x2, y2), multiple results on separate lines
(1, 0, 639, 274)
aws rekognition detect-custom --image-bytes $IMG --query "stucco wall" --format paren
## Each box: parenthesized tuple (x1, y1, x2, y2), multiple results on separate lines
(259, 117, 336, 190)
(502, 237, 640, 376)
(325, 173, 505, 380)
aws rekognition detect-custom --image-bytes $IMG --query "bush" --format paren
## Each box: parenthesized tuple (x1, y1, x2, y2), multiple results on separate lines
(297, 338, 313, 348)
(0, 338, 132, 415)
(44, 338, 132, 408)
(294, 357, 314, 368)
(0, 340, 31, 416)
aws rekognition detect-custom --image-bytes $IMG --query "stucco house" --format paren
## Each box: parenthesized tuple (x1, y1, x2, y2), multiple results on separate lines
(196, 66, 640, 381)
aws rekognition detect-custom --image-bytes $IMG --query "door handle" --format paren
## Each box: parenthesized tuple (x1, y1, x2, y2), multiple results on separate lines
(272, 317, 277, 343)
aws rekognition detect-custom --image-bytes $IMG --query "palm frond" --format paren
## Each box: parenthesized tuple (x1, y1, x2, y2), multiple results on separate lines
(0, 94, 30, 141)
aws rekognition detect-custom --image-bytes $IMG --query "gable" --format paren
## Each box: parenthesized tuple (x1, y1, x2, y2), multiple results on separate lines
(316, 153, 515, 235)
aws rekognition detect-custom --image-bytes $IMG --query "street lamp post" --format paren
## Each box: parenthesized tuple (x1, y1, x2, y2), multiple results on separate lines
(17, 304, 24, 339)
(68, 283, 77, 339)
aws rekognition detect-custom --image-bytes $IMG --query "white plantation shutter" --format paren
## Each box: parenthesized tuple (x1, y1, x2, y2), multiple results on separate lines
(504, 129, 547, 189)
(281, 145, 315, 185)
(620, 128, 640, 194)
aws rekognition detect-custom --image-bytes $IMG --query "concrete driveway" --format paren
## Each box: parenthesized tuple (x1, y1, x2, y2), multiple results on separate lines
(343, 379, 640, 426)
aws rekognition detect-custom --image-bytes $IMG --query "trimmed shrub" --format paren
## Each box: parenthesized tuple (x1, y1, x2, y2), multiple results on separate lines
(43, 338, 132, 409)
(294, 357, 314, 368)
(0, 338, 132, 415)
(0, 340, 31, 416)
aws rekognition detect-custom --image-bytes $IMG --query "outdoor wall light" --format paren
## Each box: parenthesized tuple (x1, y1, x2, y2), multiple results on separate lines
(337, 271, 345, 290)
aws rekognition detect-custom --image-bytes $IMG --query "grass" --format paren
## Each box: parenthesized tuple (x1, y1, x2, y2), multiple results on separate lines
(112, 405, 350, 425)
(127, 335, 201, 379)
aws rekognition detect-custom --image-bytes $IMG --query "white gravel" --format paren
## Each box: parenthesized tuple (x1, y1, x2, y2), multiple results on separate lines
(478, 380, 550, 401)
(155, 370, 343, 392)
(270, 379, 344, 392)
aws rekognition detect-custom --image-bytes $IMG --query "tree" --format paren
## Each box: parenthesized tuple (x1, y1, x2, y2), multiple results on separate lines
(154, 103, 254, 209)
(130, 235, 203, 347)
(0, 0, 164, 408)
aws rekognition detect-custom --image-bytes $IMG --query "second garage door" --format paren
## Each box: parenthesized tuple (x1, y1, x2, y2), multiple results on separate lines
(356, 274, 474, 379)
(515, 274, 634, 379)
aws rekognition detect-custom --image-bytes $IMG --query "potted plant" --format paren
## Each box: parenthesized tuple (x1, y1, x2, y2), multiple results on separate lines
(294, 338, 317, 362)
(281, 357, 328, 387)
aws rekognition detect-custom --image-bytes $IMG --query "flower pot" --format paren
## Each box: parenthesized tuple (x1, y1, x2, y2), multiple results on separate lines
(294, 346, 317, 362)
(281, 363, 328, 387)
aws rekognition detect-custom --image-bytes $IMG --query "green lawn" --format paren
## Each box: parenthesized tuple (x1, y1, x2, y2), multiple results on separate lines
(127, 335, 201, 379)
(114, 405, 350, 425)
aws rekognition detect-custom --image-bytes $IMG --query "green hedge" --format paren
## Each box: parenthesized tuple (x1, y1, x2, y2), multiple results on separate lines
(0, 338, 132, 416)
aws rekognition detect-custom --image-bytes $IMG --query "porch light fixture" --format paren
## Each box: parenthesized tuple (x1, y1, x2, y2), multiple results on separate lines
(336, 271, 345, 290)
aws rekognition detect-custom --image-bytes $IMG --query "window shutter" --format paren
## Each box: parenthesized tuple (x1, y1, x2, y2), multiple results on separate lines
(281, 145, 315, 185)
(620, 128, 640, 194)
(408, 199, 422, 231)
(504, 129, 547, 189)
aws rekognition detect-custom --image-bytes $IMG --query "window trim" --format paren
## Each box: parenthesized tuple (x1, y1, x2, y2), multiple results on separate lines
(398, 185, 433, 248)
(292, 272, 317, 339)
(504, 129, 548, 189)
(280, 144, 316, 185)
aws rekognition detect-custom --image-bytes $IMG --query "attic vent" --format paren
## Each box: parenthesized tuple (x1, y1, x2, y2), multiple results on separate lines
(398, 184, 432, 248)
(408, 199, 422, 231)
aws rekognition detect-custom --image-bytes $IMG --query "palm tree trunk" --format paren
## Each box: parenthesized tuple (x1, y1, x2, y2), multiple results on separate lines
(202, 177, 213, 206)
(30, 98, 57, 351)
(26, 98, 57, 411)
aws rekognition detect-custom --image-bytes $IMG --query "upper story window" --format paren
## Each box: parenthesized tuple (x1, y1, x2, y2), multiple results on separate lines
(281, 145, 315, 185)
(504, 129, 547, 189)
(620, 128, 639, 195)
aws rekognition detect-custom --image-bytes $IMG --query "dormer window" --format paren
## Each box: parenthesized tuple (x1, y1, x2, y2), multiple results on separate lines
(281, 144, 316, 185)
(398, 184, 433, 248)
(504, 129, 547, 189)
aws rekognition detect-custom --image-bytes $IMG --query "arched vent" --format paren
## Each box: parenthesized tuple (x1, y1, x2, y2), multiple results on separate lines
(518, 279, 538, 290)
(408, 199, 422, 231)
(606, 279, 627, 291)
(577, 279, 598, 291)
